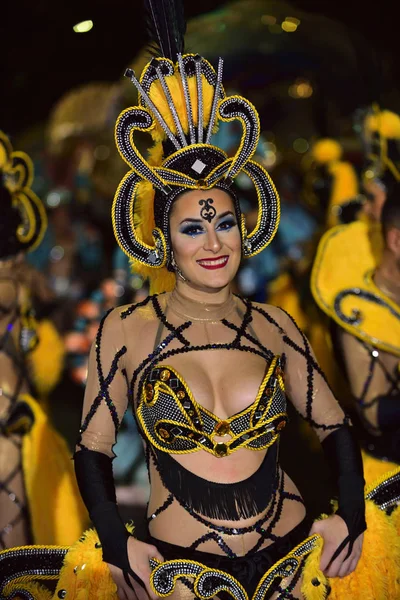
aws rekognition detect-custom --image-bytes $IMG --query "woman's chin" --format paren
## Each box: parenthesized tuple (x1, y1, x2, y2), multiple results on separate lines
(196, 270, 234, 290)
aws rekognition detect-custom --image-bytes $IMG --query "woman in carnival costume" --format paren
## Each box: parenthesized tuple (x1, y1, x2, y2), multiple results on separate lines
(1, 5, 400, 600)
(311, 108, 400, 485)
(303, 138, 363, 230)
(0, 131, 87, 550)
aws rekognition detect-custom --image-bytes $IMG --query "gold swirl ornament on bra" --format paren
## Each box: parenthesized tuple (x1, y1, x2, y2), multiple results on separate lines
(137, 355, 288, 457)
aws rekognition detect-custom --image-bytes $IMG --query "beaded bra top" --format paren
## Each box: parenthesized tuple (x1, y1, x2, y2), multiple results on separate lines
(77, 287, 348, 466)
(138, 355, 287, 458)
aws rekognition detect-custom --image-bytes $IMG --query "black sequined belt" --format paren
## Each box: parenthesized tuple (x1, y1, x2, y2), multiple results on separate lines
(147, 516, 314, 598)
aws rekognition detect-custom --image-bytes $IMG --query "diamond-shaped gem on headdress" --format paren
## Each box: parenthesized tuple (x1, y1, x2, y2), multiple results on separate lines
(244, 239, 252, 253)
(148, 250, 159, 264)
(191, 159, 206, 174)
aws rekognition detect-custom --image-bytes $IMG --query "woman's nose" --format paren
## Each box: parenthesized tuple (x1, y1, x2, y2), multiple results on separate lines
(204, 228, 222, 253)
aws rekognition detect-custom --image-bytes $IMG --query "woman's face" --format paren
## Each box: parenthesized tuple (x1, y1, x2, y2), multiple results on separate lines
(169, 188, 242, 291)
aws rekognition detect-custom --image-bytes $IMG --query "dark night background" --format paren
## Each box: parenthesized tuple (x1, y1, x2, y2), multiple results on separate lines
(1, 0, 399, 138)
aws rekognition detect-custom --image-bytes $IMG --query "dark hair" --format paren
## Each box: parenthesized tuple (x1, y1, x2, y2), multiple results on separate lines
(0, 185, 23, 258)
(381, 180, 400, 239)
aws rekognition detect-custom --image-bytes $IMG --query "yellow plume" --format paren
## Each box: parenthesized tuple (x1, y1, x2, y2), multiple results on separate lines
(312, 139, 342, 164)
(327, 160, 359, 227)
(365, 109, 400, 139)
(129, 175, 176, 294)
(29, 319, 65, 399)
(147, 71, 216, 141)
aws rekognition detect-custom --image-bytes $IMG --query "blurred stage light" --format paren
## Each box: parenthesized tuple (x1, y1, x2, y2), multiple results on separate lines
(261, 15, 276, 25)
(288, 79, 313, 98)
(282, 21, 298, 32)
(73, 20, 93, 33)
(293, 138, 309, 153)
(94, 145, 110, 161)
(47, 191, 61, 207)
(263, 152, 277, 167)
(285, 17, 300, 25)
(50, 246, 65, 262)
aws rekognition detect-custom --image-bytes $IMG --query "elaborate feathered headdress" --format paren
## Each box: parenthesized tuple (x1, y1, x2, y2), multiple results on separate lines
(112, 0, 280, 293)
(0, 131, 47, 259)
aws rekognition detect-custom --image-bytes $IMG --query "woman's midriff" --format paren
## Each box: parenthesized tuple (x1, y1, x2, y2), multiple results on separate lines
(147, 449, 306, 557)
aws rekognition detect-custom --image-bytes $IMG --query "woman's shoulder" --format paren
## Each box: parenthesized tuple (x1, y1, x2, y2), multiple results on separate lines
(105, 294, 165, 334)
(247, 299, 289, 329)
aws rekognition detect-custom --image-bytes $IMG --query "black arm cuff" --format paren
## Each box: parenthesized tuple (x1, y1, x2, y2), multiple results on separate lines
(74, 450, 131, 571)
(321, 426, 367, 544)
(377, 392, 400, 431)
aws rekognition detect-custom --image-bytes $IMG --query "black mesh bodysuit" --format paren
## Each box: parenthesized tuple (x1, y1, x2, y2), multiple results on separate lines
(77, 287, 350, 591)
(337, 326, 400, 462)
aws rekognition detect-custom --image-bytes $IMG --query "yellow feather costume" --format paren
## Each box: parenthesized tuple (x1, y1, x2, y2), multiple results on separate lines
(2, 471, 399, 600)
(20, 394, 88, 545)
(29, 319, 66, 400)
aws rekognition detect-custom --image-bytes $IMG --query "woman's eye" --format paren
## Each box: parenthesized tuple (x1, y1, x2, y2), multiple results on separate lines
(180, 225, 204, 236)
(217, 219, 237, 231)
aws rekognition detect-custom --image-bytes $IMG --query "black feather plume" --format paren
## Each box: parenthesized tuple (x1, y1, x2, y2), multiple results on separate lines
(143, 0, 186, 60)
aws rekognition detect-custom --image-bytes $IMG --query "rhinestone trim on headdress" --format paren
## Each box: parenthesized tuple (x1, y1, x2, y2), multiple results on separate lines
(113, 48, 280, 270)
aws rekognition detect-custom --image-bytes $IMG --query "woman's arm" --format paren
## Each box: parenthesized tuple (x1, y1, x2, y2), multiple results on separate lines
(74, 308, 161, 599)
(279, 309, 366, 577)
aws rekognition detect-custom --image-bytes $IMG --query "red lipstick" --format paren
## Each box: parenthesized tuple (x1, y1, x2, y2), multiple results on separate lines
(196, 256, 229, 270)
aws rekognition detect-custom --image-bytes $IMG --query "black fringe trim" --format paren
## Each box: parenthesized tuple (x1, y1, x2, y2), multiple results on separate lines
(153, 444, 278, 521)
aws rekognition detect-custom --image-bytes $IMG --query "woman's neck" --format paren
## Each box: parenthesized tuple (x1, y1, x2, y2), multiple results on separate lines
(174, 280, 232, 305)
(168, 281, 236, 322)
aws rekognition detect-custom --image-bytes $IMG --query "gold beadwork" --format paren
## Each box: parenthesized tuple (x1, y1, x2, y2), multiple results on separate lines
(159, 428, 170, 439)
(177, 390, 186, 400)
(145, 383, 154, 400)
(214, 421, 230, 436)
(160, 369, 170, 382)
(215, 442, 228, 457)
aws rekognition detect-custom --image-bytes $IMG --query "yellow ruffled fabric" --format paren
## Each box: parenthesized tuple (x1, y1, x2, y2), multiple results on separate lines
(21, 394, 88, 545)
(28, 319, 66, 399)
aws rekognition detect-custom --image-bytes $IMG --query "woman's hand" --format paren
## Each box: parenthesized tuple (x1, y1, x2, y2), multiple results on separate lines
(309, 514, 364, 578)
(108, 537, 164, 600)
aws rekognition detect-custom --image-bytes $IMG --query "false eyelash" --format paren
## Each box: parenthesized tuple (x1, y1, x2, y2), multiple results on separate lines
(217, 218, 237, 230)
(180, 224, 205, 236)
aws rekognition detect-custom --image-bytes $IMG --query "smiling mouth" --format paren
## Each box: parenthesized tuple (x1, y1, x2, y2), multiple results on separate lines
(196, 256, 229, 270)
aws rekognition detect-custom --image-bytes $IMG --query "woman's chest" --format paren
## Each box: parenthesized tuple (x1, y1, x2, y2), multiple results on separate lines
(136, 349, 287, 457)
(155, 351, 271, 419)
